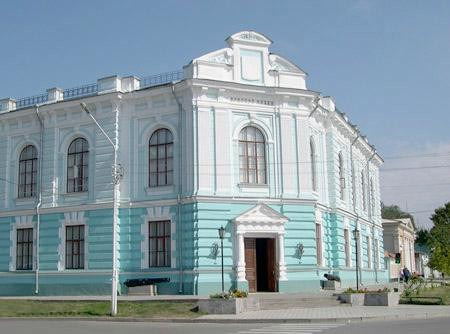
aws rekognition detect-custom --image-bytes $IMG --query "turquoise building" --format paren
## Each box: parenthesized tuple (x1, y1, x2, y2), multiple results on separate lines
(0, 31, 387, 296)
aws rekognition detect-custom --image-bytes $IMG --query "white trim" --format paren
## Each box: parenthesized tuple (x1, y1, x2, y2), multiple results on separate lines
(141, 206, 176, 270)
(9, 215, 36, 271)
(58, 211, 88, 271)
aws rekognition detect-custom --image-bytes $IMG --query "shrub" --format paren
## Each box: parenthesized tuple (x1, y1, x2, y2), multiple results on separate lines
(209, 289, 248, 299)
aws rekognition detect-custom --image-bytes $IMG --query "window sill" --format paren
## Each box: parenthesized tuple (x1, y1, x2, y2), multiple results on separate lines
(62, 191, 89, 200)
(145, 185, 175, 196)
(14, 197, 37, 206)
(238, 183, 269, 193)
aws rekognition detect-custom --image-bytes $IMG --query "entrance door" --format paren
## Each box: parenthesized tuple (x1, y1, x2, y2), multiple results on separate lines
(244, 237, 276, 292)
(244, 238, 257, 292)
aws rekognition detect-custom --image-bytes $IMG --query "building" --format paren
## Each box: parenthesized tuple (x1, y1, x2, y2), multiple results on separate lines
(0, 31, 386, 296)
(382, 218, 416, 280)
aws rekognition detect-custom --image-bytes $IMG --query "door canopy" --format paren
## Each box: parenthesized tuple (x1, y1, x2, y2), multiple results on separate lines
(233, 203, 288, 234)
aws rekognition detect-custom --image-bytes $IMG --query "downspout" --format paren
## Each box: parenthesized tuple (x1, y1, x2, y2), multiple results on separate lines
(366, 151, 377, 282)
(350, 133, 360, 212)
(34, 106, 44, 294)
(171, 84, 184, 294)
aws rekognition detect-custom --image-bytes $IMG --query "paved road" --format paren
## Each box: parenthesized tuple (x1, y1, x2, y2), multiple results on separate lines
(0, 317, 449, 334)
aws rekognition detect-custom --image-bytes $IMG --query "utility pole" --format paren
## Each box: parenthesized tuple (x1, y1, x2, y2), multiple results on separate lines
(81, 102, 123, 316)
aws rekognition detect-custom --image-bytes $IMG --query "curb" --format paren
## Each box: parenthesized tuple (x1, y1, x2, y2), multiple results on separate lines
(0, 312, 449, 324)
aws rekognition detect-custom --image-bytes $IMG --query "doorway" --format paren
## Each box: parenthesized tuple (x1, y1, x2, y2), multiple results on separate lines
(244, 237, 276, 292)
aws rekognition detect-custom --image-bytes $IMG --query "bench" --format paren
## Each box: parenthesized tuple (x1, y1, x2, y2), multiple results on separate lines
(124, 278, 170, 296)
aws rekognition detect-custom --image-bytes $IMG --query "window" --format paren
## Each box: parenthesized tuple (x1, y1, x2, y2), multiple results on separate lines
(239, 126, 266, 184)
(149, 221, 171, 267)
(369, 178, 375, 215)
(361, 171, 367, 211)
(310, 138, 317, 192)
(65, 225, 85, 269)
(149, 128, 174, 187)
(16, 228, 33, 270)
(18, 145, 38, 198)
(366, 236, 371, 268)
(67, 138, 89, 193)
(315, 223, 323, 266)
(338, 152, 345, 200)
(344, 229, 350, 267)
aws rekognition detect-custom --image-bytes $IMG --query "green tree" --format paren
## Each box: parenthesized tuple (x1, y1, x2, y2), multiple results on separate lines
(415, 228, 431, 246)
(381, 202, 415, 224)
(428, 202, 450, 275)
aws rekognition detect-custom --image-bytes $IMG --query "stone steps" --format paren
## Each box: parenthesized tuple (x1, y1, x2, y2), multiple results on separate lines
(252, 292, 347, 310)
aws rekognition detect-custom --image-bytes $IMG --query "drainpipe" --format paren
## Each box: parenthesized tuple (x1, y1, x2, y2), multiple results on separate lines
(171, 84, 184, 294)
(366, 151, 376, 282)
(34, 106, 44, 294)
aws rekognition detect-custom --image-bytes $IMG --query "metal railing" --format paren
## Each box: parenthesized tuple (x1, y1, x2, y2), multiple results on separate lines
(16, 93, 49, 109)
(140, 70, 183, 88)
(63, 83, 98, 100)
(10, 70, 183, 110)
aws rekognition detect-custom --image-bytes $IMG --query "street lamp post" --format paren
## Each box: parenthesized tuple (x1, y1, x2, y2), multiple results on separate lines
(218, 226, 225, 294)
(81, 102, 122, 316)
(353, 228, 360, 290)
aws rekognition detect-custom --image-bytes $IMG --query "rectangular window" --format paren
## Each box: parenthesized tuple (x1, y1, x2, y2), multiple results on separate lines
(316, 223, 323, 266)
(65, 225, 85, 269)
(16, 228, 33, 270)
(149, 221, 171, 267)
(375, 239, 380, 269)
(344, 229, 350, 267)
(366, 236, 371, 269)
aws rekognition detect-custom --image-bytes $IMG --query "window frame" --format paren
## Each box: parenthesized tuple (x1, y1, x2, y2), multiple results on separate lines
(148, 220, 171, 268)
(361, 171, 367, 211)
(238, 126, 267, 185)
(16, 228, 33, 271)
(315, 223, 323, 266)
(310, 138, 317, 192)
(65, 225, 85, 270)
(18, 145, 38, 199)
(338, 152, 345, 200)
(344, 228, 351, 267)
(148, 128, 174, 188)
(66, 138, 89, 193)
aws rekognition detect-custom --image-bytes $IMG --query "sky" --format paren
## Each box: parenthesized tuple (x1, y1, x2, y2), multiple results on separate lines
(1, 0, 449, 228)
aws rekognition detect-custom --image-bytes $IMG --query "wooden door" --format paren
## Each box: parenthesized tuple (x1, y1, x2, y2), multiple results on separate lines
(267, 238, 276, 292)
(244, 238, 257, 292)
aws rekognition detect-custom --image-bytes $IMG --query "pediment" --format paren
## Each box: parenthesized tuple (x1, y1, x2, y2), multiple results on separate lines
(269, 54, 306, 74)
(234, 203, 288, 224)
(226, 31, 272, 46)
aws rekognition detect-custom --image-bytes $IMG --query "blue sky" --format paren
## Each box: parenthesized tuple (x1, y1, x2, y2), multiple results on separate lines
(1, 0, 449, 227)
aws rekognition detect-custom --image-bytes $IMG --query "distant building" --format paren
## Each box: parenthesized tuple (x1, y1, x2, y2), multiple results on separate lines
(0, 31, 386, 296)
(382, 218, 416, 280)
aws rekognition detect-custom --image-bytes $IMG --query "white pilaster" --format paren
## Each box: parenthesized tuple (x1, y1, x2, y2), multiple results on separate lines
(277, 232, 287, 281)
(236, 232, 246, 282)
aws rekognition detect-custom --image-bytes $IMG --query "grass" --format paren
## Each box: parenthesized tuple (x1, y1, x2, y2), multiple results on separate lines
(0, 300, 201, 318)
(400, 284, 450, 305)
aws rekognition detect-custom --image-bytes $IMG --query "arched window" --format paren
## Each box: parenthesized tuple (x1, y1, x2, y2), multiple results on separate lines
(310, 138, 317, 192)
(361, 171, 367, 211)
(67, 138, 89, 193)
(338, 152, 345, 200)
(370, 178, 375, 215)
(18, 145, 38, 198)
(149, 128, 173, 187)
(239, 126, 266, 184)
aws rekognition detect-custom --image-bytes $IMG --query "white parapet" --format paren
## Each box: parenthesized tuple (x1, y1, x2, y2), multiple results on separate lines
(0, 98, 16, 113)
(47, 87, 64, 102)
(97, 75, 122, 94)
(121, 76, 141, 93)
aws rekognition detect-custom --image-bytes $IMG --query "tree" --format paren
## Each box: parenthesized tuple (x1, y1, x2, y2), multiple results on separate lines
(427, 202, 450, 275)
(381, 202, 415, 224)
(415, 228, 431, 246)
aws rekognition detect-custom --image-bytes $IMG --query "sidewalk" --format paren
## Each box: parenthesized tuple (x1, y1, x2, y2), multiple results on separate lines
(0, 295, 206, 302)
(198, 305, 450, 323)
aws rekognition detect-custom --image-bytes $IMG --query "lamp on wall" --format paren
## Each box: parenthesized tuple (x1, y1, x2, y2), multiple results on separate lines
(353, 228, 360, 290)
(295, 243, 305, 259)
(218, 226, 225, 294)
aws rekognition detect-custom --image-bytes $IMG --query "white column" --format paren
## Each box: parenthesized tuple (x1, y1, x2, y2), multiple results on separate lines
(278, 232, 287, 281)
(236, 232, 246, 282)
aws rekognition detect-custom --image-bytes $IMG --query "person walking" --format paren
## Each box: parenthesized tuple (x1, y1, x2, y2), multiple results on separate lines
(403, 267, 411, 283)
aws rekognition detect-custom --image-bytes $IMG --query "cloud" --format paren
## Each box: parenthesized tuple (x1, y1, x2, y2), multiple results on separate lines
(380, 141, 450, 229)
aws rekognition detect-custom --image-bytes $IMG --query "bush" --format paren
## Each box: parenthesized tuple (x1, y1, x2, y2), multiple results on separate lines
(209, 289, 248, 299)
(343, 287, 391, 294)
